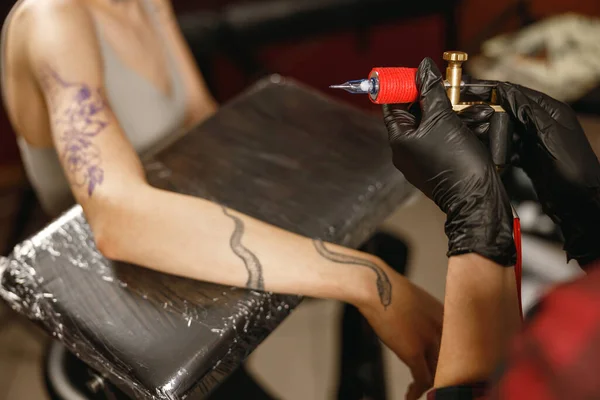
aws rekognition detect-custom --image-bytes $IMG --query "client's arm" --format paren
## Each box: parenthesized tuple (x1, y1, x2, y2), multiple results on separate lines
(25, 6, 443, 395)
(27, 0, 388, 308)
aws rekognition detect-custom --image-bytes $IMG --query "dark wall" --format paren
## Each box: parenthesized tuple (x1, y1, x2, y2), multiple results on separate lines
(203, 14, 447, 110)
(0, 4, 19, 168)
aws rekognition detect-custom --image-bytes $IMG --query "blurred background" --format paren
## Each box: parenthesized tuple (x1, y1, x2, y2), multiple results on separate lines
(1, 0, 600, 399)
(3, 0, 600, 182)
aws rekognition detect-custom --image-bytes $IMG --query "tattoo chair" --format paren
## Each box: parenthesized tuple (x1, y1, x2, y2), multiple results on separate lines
(42, 232, 410, 400)
(1, 77, 416, 400)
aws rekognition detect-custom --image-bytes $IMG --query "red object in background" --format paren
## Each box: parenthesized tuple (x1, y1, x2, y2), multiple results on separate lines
(209, 15, 445, 112)
(514, 217, 523, 321)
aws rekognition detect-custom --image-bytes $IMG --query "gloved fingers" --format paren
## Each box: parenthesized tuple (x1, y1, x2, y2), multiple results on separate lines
(416, 58, 453, 117)
(382, 103, 418, 142)
(457, 104, 495, 140)
(461, 77, 499, 101)
(502, 83, 566, 114)
(499, 83, 596, 166)
(408, 101, 422, 121)
(468, 77, 500, 86)
(494, 83, 527, 122)
(382, 103, 417, 128)
(496, 82, 557, 123)
(471, 122, 492, 139)
(502, 83, 585, 132)
(495, 83, 551, 128)
(457, 104, 495, 125)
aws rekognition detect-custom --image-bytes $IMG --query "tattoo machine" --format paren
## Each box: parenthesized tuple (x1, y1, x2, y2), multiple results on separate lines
(331, 51, 523, 319)
(330, 51, 512, 170)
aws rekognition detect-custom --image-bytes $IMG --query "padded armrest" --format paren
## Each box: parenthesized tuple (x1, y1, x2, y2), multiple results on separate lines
(0, 76, 414, 400)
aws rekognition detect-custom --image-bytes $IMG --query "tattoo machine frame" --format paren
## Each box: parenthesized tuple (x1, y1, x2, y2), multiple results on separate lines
(332, 51, 523, 319)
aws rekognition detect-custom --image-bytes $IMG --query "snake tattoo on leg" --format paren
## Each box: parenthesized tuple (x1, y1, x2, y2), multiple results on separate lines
(312, 239, 392, 308)
(221, 207, 265, 291)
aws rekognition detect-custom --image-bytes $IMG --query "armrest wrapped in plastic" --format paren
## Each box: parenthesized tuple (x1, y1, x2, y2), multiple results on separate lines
(0, 76, 414, 399)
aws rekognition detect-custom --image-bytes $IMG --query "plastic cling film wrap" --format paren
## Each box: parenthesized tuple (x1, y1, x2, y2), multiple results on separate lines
(0, 77, 414, 399)
(1, 205, 301, 399)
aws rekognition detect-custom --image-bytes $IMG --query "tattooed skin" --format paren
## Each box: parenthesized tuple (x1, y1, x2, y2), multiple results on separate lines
(40, 65, 109, 196)
(221, 207, 265, 290)
(313, 239, 392, 308)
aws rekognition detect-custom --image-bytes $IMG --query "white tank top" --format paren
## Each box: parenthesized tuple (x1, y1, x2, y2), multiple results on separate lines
(2, 0, 188, 216)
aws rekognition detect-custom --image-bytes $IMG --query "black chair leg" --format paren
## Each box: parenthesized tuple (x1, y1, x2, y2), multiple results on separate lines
(207, 366, 276, 400)
(337, 303, 387, 400)
(5, 185, 37, 255)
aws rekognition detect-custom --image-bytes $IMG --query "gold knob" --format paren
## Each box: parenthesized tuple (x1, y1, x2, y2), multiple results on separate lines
(443, 51, 468, 105)
(443, 51, 468, 62)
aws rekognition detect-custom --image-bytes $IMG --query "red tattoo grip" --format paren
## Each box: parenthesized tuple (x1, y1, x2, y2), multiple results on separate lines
(369, 67, 418, 105)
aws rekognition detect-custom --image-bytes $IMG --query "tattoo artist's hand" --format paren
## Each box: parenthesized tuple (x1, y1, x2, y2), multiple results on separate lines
(461, 82, 600, 266)
(359, 268, 443, 400)
(383, 58, 516, 266)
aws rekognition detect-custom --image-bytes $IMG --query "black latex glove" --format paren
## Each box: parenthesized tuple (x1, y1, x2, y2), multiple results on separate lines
(383, 58, 516, 266)
(463, 82, 600, 267)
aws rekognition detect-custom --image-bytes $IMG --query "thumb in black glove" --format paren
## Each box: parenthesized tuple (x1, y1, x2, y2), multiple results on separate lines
(384, 58, 516, 266)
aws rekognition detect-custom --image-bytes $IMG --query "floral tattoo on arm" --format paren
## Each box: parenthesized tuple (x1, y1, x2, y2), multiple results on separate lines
(40, 65, 110, 196)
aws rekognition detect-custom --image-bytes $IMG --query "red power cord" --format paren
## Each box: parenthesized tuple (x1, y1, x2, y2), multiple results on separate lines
(514, 216, 523, 321)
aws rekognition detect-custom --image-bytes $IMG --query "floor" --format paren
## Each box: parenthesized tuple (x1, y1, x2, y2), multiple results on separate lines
(0, 308, 50, 400)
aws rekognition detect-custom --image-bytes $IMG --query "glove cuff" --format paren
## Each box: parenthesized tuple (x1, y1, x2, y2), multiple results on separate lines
(446, 234, 517, 267)
(443, 183, 517, 267)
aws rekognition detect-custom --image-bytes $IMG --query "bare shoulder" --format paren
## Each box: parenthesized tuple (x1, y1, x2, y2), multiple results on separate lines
(147, 0, 177, 21)
(8, 0, 90, 32)
(22, 0, 104, 83)
(1, 0, 95, 145)
(27, 0, 96, 43)
(26, 0, 89, 17)
(4, 0, 98, 68)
